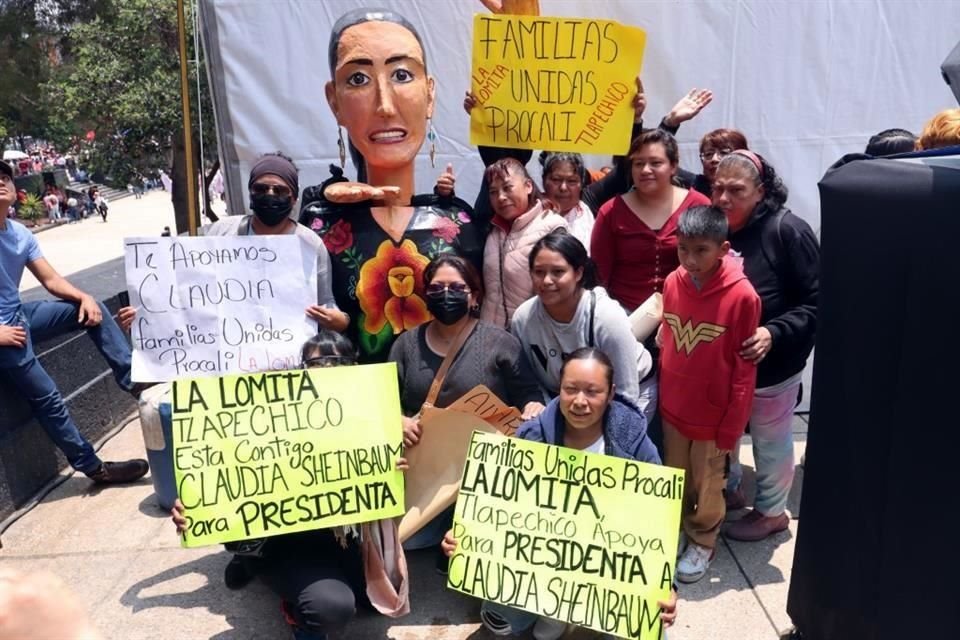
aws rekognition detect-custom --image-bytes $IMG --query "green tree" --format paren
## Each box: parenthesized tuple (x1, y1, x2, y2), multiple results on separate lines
(0, 0, 54, 150)
(0, 1, 109, 149)
(44, 0, 218, 233)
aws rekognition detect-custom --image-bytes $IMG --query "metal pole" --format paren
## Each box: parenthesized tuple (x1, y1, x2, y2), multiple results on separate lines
(176, 0, 199, 236)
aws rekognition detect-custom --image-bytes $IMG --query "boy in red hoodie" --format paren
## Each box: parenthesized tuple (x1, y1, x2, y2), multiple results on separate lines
(659, 205, 760, 583)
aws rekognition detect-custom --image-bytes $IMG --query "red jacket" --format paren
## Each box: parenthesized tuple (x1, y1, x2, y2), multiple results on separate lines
(659, 256, 761, 450)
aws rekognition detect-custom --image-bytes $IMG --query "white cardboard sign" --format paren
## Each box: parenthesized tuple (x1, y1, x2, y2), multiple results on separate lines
(124, 236, 316, 382)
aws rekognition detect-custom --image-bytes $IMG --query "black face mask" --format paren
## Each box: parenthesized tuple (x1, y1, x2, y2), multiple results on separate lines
(250, 193, 293, 226)
(427, 290, 470, 325)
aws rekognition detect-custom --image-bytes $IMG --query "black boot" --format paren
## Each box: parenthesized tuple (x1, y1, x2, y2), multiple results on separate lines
(224, 555, 255, 590)
(86, 459, 149, 484)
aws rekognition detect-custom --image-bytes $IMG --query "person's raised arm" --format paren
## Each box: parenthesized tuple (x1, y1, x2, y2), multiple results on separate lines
(434, 163, 457, 198)
(462, 91, 534, 168)
(583, 76, 645, 212)
(661, 88, 713, 131)
(26, 258, 101, 326)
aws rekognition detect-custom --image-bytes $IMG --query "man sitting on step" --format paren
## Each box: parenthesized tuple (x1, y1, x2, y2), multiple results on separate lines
(0, 159, 149, 485)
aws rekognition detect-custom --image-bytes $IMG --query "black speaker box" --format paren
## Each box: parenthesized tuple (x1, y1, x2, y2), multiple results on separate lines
(787, 152, 960, 638)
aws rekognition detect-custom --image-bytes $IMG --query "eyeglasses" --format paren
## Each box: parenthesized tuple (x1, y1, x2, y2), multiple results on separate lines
(699, 148, 734, 161)
(250, 182, 292, 198)
(302, 355, 356, 369)
(424, 282, 470, 298)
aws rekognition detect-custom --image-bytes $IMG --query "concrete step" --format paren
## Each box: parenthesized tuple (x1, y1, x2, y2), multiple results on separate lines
(65, 181, 133, 203)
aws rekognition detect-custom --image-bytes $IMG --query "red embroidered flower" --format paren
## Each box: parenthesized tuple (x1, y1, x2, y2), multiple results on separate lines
(323, 220, 353, 255)
(433, 217, 460, 243)
(358, 239, 431, 335)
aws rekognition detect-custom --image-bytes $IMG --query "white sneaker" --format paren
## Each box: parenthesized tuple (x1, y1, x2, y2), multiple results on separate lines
(532, 616, 568, 640)
(676, 542, 715, 583)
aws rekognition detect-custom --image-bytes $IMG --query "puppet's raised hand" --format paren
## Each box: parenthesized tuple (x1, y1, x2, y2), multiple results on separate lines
(324, 182, 402, 204)
(478, 0, 540, 15)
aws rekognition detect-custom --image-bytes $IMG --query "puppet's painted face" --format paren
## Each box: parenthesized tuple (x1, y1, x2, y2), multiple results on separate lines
(326, 21, 435, 173)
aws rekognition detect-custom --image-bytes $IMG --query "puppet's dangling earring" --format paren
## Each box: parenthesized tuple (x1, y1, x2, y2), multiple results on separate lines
(337, 127, 346, 168)
(427, 118, 438, 168)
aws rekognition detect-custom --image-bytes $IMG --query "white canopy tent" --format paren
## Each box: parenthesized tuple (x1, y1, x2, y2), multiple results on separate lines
(199, 0, 960, 231)
(198, 0, 960, 411)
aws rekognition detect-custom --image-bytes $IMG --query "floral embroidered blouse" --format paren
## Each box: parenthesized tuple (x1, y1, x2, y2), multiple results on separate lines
(300, 190, 485, 363)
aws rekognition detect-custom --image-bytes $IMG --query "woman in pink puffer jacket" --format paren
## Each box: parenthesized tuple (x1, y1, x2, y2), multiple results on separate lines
(480, 158, 567, 329)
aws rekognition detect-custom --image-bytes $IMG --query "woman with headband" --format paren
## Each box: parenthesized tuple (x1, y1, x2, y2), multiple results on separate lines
(710, 150, 820, 543)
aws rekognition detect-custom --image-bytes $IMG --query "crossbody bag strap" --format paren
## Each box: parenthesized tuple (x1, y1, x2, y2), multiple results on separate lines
(588, 289, 596, 348)
(422, 318, 479, 411)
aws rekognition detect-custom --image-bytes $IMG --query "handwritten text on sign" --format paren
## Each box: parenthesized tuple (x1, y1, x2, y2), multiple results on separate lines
(124, 236, 316, 382)
(448, 432, 683, 640)
(171, 364, 404, 547)
(470, 15, 646, 154)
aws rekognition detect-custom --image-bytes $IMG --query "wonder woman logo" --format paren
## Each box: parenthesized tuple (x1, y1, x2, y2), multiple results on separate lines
(664, 313, 727, 355)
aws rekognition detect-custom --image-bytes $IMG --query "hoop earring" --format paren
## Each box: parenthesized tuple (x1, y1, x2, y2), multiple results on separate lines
(337, 127, 346, 168)
(427, 118, 438, 168)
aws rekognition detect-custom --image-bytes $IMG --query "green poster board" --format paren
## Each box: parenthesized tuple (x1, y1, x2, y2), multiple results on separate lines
(448, 431, 684, 639)
(171, 363, 404, 547)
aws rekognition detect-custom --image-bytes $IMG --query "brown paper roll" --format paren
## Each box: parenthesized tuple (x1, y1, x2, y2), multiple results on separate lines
(629, 292, 663, 342)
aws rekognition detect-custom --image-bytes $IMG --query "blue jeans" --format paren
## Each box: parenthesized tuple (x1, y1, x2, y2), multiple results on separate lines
(402, 505, 454, 551)
(0, 300, 133, 474)
(482, 600, 539, 633)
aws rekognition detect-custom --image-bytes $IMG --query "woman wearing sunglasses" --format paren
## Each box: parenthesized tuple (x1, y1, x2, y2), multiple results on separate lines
(118, 152, 348, 334)
(388, 254, 542, 550)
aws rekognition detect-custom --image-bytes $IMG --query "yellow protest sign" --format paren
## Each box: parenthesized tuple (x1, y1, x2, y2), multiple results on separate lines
(447, 431, 683, 640)
(470, 14, 646, 154)
(171, 363, 404, 547)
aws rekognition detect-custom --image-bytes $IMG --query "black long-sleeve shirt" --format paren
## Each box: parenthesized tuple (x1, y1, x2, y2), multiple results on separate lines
(729, 203, 820, 388)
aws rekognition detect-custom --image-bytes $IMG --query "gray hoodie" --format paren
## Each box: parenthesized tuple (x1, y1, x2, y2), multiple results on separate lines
(511, 286, 652, 405)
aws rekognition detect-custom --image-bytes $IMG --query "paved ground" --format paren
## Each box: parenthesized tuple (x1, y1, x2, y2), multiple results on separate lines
(5, 193, 803, 638)
(19, 190, 180, 294)
(0, 416, 805, 640)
